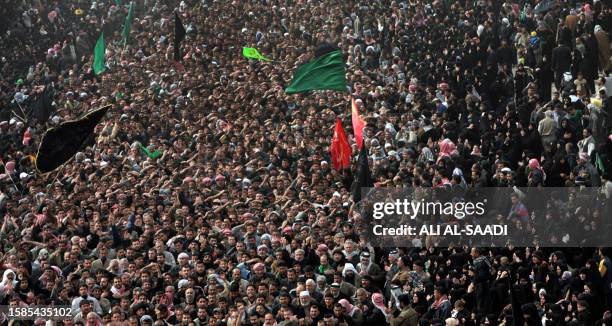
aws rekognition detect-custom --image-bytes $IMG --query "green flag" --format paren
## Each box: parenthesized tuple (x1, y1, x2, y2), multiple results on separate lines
(121, 2, 134, 44)
(115, 0, 121, 5)
(520, 5, 527, 22)
(93, 32, 106, 75)
(139, 144, 163, 159)
(596, 153, 606, 174)
(242, 47, 271, 61)
(285, 50, 347, 94)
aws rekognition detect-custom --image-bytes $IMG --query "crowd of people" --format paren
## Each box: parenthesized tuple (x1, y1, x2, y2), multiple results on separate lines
(1, 0, 612, 325)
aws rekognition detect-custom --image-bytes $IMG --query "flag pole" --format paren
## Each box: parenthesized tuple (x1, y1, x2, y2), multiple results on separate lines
(46, 163, 67, 187)
(6, 173, 20, 193)
(11, 110, 26, 123)
(16, 101, 28, 124)
(122, 1, 133, 52)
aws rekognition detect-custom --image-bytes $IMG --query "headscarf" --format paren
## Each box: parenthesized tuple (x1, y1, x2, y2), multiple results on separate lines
(356, 255, 372, 273)
(371, 293, 386, 310)
(528, 158, 546, 181)
(477, 25, 484, 37)
(338, 299, 361, 316)
(342, 263, 358, 278)
(371, 293, 389, 319)
(1, 269, 17, 287)
(438, 139, 458, 162)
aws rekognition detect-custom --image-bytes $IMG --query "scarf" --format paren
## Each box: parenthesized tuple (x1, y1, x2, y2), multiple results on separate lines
(342, 263, 358, 278)
(371, 293, 390, 319)
(528, 158, 547, 181)
(438, 139, 458, 162)
(432, 294, 449, 310)
(1, 270, 17, 287)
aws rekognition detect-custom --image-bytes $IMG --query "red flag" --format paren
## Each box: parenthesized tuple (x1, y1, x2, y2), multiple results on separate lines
(351, 97, 366, 149)
(331, 118, 352, 170)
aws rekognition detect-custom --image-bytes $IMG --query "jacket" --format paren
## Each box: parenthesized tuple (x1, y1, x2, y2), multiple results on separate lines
(552, 45, 572, 72)
(390, 307, 419, 326)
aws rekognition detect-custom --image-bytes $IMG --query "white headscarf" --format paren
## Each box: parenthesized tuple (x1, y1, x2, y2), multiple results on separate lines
(477, 25, 485, 37)
(1, 269, 17, 287)
(342, 263, 358, 278)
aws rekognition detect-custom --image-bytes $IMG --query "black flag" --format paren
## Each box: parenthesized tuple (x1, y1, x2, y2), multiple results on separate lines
(174, 12, 186, 62)
(35, 105, 110, 174)
(352, 144, 373, 202)
(28, 86, 55, 123)
(314, 42, 341, 58)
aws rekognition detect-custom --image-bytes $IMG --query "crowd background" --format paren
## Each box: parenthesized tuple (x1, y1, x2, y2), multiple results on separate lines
(1, 0, 612, 325)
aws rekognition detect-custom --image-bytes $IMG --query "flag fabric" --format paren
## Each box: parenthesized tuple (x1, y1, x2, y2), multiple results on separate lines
(35, 105, 110, 174)
(352, 145, 373, 202)
(331, 118, 352, 170)
(242, 47, 272, 61)
(93, 32, 106, 75)
(174, 12, 186, 62)
(139, 144, 163, 159)
(285, 50, 347, 94)
(121, 2, 134, 44)
(596, 153, 606, 174)
(314, 42, 341, 58)
(28, 86, 55, 123)
(351, 97, 366, 149)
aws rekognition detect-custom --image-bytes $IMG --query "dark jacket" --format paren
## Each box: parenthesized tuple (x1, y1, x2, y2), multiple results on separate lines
(552, 45, 572, 73)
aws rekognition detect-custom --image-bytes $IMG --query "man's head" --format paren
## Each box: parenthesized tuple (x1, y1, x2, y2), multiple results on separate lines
(398, 294, 411, 308)
(80, 299, 93, 315)
(299, 291, 311, 306)
(470, 247, 481, 259)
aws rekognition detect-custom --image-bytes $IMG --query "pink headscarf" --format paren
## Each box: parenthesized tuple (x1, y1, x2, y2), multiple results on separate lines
(338, 299, 354, 313)
(528, 158, 543, 172)
(528, 158, 546, 181)
(51, 266, 63, 278)
(5, 161, 15, 174)
(438, 139, 458, 162)
(371, 293, 386, 311)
